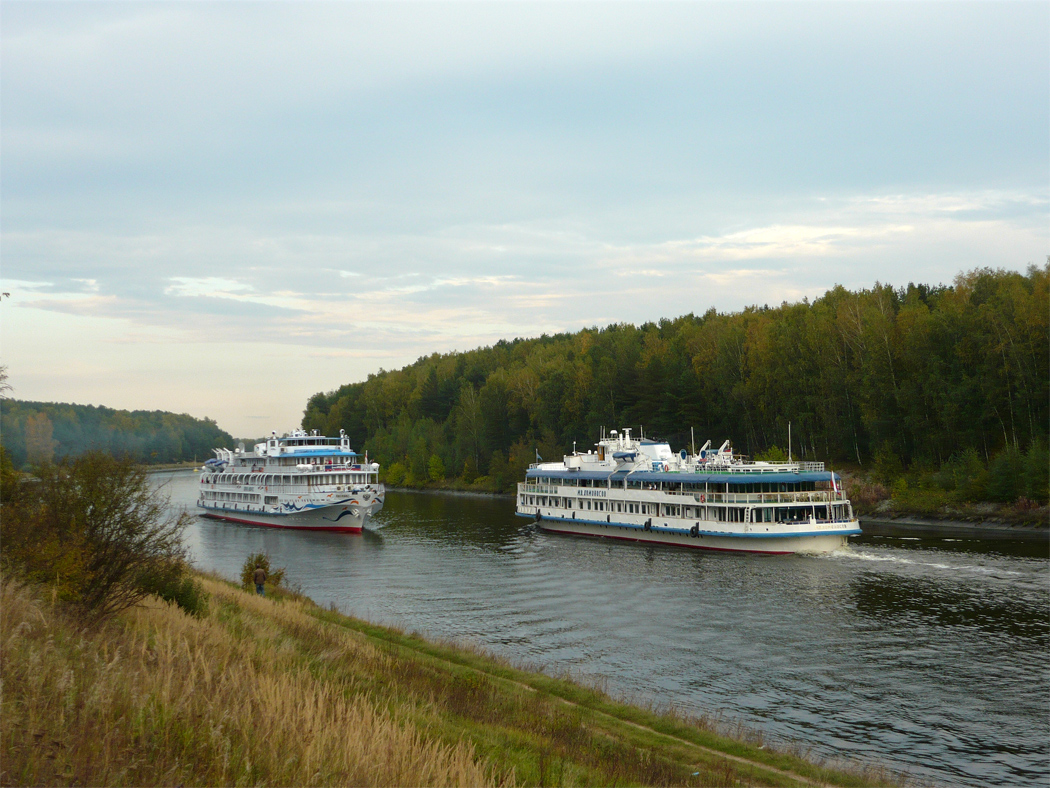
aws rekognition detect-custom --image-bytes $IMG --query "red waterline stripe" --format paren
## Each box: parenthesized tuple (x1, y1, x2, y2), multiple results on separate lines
(200, 512, 362, 534)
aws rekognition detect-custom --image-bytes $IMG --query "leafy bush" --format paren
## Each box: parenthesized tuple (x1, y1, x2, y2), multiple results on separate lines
(872, 442, 905, 486)
(0, 444, 21, 504)
(933, 448, 987, 500)
(427, 454, 446, 482)
(1023, 443, 1049, 503)
(0, 452, 189, 622)
(888, 481, 954, 517)
(240, 552, 286, 592)
(986, 448, 1025, 503)
(460, 456, 478, 484)
(384, 461, 407, 487)
(755, 446, 788, 462)
(136, 560, 208, 617)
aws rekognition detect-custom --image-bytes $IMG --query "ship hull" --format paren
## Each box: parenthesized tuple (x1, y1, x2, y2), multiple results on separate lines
(197, 500, 380, 533)
(523, 511, 856, 555)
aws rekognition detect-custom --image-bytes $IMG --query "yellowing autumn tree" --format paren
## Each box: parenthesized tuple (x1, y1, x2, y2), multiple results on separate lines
(24, 412, 55, 465)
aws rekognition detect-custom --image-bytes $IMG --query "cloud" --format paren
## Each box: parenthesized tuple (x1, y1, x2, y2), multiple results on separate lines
(2, 3, 1046, 435)
(165, 276, 252, 299)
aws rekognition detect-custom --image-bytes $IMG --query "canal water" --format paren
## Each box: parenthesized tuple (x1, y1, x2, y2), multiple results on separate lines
(157, 471, 1048, 787)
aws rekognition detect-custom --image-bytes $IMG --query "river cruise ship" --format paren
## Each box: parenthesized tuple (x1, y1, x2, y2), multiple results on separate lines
(197, 429, 384, 533)
(516, 428, 859, 554)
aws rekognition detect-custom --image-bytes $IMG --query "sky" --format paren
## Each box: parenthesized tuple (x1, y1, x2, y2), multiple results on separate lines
(2, 1, 1047, 438)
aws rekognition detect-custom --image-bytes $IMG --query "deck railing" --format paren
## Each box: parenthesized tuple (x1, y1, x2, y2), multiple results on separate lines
(517, 482, 847, 505)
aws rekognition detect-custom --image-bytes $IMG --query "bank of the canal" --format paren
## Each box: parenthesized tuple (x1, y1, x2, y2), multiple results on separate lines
(2, 572, 896, 787)
(158, 472, 1050, 787)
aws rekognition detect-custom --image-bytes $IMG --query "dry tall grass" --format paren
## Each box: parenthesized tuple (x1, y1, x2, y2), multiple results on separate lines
(1, 576, 498, 787)
(3, 571, 902, 788)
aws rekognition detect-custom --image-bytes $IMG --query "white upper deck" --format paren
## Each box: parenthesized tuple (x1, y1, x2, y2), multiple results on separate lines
(253, 428, 356, 458)
(208, 428, 377, 471)
(531, 427, 825, 476)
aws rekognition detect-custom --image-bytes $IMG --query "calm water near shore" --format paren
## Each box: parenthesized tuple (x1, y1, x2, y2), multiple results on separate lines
(157, 471, 1048, 787)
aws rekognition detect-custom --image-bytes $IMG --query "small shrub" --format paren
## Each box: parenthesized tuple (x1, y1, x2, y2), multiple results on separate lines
(872, 441, 904, 486)
(0, 444, 21, 504)
(1023, 443, 1049, 503)
(755, 446, 788, 462)
(986, 448, 1025, 503)
(486, 451, 508, 492)
(136, 560, 208, 617)
(240, 552, 286, 591)
(461, 456, 478, 484)
(384, 461, 407, 487)
(891, 484, 952, 517)
(427, 454, 446, 482)
(952, 447, 988, 501)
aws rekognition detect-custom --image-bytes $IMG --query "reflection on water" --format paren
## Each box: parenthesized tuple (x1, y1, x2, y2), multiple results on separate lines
(157, 472, 1050, 788)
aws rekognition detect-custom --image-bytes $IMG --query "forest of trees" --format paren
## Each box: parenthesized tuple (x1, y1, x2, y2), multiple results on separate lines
(302, 266, 1048, 504)
(0, 400, 233, 468)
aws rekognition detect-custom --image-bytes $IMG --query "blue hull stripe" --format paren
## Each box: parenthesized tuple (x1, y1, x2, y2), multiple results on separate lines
(515, 511, 860, 538)
(323, 509, 358, 523)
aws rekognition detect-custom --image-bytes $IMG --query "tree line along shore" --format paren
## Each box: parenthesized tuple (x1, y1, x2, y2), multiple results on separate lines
(2, 266, 1047, 526)
(0, 399, 233, 468)
(301, 266, 1048, 524)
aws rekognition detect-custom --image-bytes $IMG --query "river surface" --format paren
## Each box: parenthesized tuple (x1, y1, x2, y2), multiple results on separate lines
(157, 471, 1049, 787)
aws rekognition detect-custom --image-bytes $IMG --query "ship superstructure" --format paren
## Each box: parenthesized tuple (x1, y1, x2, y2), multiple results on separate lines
(516, 428, 858, 554)
(198, 429, 383, 533)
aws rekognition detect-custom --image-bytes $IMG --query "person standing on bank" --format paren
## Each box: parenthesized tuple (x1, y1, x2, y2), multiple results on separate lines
(253, 564, 267, 596)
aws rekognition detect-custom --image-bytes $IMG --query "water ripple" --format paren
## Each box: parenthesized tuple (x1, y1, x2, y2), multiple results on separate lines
(155, 473, 1050, 788)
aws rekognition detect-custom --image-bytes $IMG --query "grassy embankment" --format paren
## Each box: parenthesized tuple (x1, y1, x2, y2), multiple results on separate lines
(2, 573, 902, 788)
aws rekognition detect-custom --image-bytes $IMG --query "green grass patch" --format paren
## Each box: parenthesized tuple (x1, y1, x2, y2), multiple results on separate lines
(306, 607, 901, 787)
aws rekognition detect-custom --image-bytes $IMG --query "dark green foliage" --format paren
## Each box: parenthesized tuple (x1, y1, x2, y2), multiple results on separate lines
(240, 552, 286, 591)
(385, 461, 407, 486)
(934, 448, 987, 500)
(0, 399, 233, 468)
(986, 448, 1026, 503)
(427, 453, 446, 481)
(0, 452, 190, 622)
(0, 445, 20, 504)
(1023, 443, 1049, 502)
(755, 446, 788, 462)
(303, 266, 1049, 499)
(136, 560, 209, 617)
(872, 442, 905, 486)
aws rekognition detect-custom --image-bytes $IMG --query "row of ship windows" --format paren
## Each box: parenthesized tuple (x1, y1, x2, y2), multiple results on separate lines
(202, 491, 278, 504)
(209, 473, 371, 485)
(235, 456, 354, 467)
(530, 477, 824, 493)
(521, 495, 839, 523)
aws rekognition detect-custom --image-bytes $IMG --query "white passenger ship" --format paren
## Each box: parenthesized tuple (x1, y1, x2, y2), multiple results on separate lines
(516, 428, 860, 554)
(197, 429, 384, 533)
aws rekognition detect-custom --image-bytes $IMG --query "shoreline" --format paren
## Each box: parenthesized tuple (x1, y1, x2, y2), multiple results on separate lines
(393, 487, 1049, 541)
(143, 461, 201, 473)
(3, 572, 900, 787)
(163, 471, 1048, 543)
(386, 484, 514, 499)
